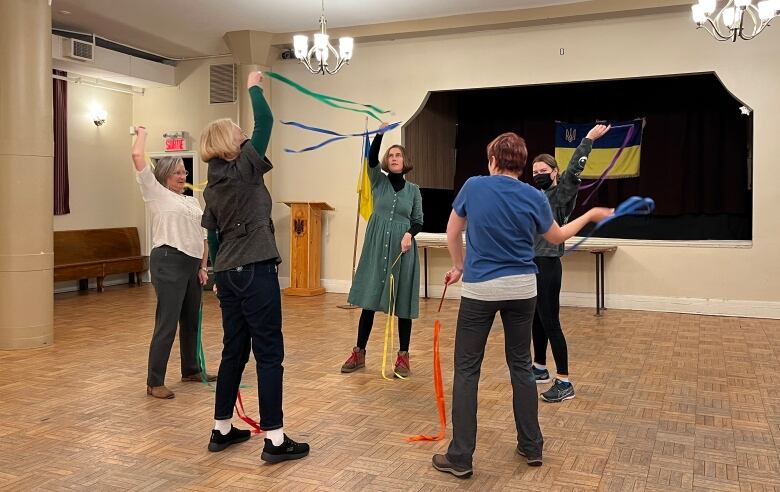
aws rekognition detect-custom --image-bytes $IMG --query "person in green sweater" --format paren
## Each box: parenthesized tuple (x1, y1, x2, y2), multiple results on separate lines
(200, 71, 309, 464)
(340, 125, 424, 378)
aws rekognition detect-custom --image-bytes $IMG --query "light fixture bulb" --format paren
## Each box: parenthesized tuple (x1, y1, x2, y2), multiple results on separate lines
(692, 3, 707, 23)
(700, 0, 716, 14)
(722, 6, 737, 25)
(293, 35, 308, 59)
(314, 33, 328, 50)
(90, 105, 107, 126)
(339, 37, 353, 60)
(758, 0, 775, 19)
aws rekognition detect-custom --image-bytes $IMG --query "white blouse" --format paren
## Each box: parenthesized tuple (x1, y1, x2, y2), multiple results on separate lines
(136, 166, 206, 259)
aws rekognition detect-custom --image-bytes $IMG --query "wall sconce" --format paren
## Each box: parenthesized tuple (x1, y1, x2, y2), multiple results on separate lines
(90, 106, 107, 127)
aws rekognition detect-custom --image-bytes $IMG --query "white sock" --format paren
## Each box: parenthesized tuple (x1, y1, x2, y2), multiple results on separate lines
(214, 419, 232, 435)
(558, 376, 570, 383)
(266, 428, 284, 446)
(533, 363, 547, 370)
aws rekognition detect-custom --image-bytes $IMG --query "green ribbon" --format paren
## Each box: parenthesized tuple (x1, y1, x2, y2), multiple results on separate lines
(196, 303, 209, 385)
(266, 71, 389, 122)
(196, 301, 250, 390)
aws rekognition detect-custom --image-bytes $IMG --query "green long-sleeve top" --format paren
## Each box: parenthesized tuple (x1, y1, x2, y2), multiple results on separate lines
(206, 86, 271, 267)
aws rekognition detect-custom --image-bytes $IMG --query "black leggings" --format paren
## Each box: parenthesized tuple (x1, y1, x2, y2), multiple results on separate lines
(532, 256, 569, 375)
(356, 309, 412, 352)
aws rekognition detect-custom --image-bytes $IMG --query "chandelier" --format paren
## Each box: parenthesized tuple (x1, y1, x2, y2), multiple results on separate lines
(292, 0, 354, 75)
(692, 0, 780, 41)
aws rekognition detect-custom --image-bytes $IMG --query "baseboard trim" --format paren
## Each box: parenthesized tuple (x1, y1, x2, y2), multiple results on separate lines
(559, 292, 780, 319)
(238, 277, 780, 319)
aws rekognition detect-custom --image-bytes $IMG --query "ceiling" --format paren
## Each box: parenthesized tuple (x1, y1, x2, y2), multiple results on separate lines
(50, 0, 589, 58)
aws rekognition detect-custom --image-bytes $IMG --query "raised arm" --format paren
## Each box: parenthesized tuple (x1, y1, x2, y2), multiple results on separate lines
(247, 72, 273, 157)
(368, 130, 385, 168)
(542, 207, 613, 245)
(557, 124, 610, 202)
(131, 126, 148, 172)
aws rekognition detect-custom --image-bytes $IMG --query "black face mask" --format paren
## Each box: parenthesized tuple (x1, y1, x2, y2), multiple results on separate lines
(534, 172, 554, 190)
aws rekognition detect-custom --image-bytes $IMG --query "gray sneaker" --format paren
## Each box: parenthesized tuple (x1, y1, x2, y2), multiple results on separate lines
(516, 446, 543, 467)
(532, 366, 551, 384)
(432, 454, 473, 479)
(540, 378, 575, 403)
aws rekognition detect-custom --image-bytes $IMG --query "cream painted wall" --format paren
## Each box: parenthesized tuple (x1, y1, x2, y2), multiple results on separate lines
(52, 82, 141, 291)
(53, 83, 139, 234)
(267, 11, 780, 315)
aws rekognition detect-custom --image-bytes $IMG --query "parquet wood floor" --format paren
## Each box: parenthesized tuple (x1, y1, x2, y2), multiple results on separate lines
(2, 285, 780, 491)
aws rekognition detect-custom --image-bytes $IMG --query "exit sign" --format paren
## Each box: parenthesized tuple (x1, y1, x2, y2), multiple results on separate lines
(163, 131, 188, 152)
(165, 137, 186, 151)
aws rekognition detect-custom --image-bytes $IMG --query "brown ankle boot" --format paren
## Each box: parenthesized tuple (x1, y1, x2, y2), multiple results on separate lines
(181, 372, 217, 382)
(147, 385, 174, 399)
(341, 347, 366, 373)
(394, 351, 410, 378)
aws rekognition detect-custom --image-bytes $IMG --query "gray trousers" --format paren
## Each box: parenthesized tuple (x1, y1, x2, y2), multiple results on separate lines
(147, 246, 202, 387)
(446, 296, 543, 468)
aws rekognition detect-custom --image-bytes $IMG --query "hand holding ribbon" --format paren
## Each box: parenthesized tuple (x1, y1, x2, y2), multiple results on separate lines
(566, 196, 655, 252)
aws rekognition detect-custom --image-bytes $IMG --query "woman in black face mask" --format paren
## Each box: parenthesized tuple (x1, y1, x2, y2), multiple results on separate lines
(529, 123, 610, 403)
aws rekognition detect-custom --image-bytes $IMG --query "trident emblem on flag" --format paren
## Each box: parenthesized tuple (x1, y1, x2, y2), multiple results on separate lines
(565, 128, 577, 143)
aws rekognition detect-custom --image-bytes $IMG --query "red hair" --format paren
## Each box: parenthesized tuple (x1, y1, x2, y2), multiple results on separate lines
(486, 132, 528, 174)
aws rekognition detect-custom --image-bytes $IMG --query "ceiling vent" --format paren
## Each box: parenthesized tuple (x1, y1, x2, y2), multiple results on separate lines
(209, 64, 237, 104)
(63, 37, 94, 62)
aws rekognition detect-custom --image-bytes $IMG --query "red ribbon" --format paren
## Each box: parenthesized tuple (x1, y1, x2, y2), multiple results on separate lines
(235, 390, 262, 435)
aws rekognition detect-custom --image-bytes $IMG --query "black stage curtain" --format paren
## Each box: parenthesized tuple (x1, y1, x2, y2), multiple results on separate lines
(450, 73, 751, 240)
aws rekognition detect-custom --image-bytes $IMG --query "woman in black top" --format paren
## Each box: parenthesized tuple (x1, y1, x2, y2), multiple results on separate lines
(530, 124, 610, 403)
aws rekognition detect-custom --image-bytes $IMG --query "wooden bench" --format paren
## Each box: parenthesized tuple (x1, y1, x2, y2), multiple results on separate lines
(54, 227, 146, 292)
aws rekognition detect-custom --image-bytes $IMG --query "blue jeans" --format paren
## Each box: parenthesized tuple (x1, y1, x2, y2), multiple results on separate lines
(213, 260, 284, 430)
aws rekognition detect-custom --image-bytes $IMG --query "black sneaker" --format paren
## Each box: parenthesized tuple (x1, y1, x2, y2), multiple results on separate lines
(540, 378, 575, 403)
(516, 446, 543, 467)
(261, 434, 310, 463)
(208, 426, 251, 452)
(432, 454, 473, 479)
(532, 366, 551, 384)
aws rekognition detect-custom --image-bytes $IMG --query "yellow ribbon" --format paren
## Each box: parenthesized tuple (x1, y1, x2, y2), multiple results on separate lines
(381, 252, 406, 381)
(184, 181, 208, 192)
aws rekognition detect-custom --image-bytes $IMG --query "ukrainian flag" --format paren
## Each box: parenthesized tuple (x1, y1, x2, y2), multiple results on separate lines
(555, 119, 644, 179)
(357, 133, 373, 221)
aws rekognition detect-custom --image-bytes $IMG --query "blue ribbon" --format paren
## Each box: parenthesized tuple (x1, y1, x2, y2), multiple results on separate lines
(282, 121, 402, 153)
(566, 196, 655, 252)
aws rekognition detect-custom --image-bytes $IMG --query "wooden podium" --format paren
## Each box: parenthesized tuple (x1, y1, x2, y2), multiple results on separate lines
(281, 202, 334, 296)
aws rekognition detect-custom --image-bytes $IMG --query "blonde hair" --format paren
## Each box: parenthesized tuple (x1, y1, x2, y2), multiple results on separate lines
(200, 118, 240, 162)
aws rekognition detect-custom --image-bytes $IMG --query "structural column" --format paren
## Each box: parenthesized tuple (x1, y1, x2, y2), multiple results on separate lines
(0, 0, 54, 348)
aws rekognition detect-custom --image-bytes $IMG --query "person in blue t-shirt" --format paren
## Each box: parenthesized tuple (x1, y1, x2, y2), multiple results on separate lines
(431, 132, 612, 479)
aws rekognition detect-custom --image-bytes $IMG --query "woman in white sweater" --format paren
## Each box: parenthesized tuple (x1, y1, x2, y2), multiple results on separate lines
(132, 126, 215, 399)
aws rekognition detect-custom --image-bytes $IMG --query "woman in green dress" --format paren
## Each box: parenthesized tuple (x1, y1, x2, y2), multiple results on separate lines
(341, 124, 423, 378)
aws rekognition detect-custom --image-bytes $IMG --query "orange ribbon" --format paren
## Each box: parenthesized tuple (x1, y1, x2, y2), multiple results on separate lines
(407, 283, 449, 442)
